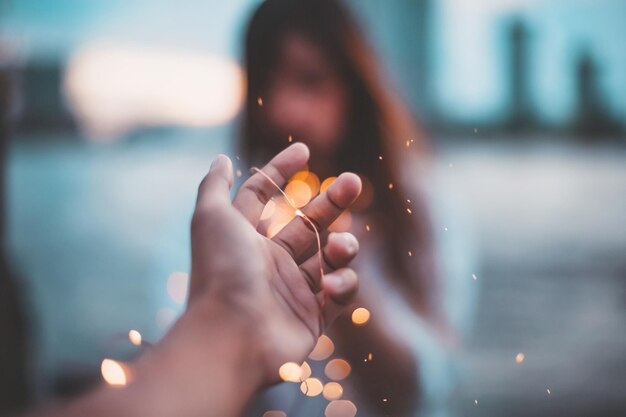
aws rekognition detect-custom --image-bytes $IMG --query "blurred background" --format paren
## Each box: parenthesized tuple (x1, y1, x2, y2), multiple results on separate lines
(0, 0, 624, 416)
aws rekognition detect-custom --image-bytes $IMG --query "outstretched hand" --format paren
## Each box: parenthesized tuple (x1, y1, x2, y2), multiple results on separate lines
(188, 143, 362, 383)
(34, 144, 361, 417)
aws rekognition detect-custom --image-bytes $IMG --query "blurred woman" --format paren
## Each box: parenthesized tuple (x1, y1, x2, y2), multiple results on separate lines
(240, 0, 460, 415)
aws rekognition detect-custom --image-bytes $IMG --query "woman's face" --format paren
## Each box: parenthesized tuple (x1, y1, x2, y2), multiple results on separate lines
(261, 33, 349, 155)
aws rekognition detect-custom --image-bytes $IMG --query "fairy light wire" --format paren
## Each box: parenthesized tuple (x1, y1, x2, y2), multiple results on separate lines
(251, 167, 325, 286)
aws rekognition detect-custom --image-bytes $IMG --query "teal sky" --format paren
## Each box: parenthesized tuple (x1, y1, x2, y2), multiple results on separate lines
(1, 0, 624, 124)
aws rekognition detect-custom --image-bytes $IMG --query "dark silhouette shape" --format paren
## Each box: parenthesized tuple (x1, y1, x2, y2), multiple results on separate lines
(573, 51, 622, 137)
(0, 68, 31, 415)
(506, 18, 534, 132)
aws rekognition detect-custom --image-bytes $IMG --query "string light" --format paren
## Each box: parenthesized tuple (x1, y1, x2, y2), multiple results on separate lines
(279, 362, 302, 382)
(323, 382, 344, 400)
(309, 335, 335, 361)
(472, 273, 478, 280)
(406, 208, 412, 214)
(351, 307, 370, 325)
(166, 272, 189, 304)
(300, 361, 312, 380)
(288, 135, 293, 143)
(251, 167, 324, 283)
(101, 359, 129, 386)
(300, 377, 324, 397)
(325, 400, 357, 417)
(408, 250, 412, 257)
(325, 359, 351, 381)
(515, 352, 525, 363)
(257, 97, 263, 106)
(388, 183, 394, 190)
(320, 177, 337, 193)
(262, 412, 286, 417)
(128, 329, 142, 346)
(365, 224, 370, 232)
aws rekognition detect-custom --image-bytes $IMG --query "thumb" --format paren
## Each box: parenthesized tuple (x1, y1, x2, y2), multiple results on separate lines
(196, 154, 233, 208)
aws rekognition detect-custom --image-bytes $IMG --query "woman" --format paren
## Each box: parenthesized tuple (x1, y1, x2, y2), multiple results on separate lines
(240, 0, 459, 415)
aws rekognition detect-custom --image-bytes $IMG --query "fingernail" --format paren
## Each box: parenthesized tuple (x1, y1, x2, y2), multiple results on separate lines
(337, 232, 358, 254)
(210, 154, 229, 172)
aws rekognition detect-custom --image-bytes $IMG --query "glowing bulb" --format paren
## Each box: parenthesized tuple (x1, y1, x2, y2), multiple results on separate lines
(547, 388, 551, 395)
(515, 352, 525, 363)
(351, 307, 370, 325)
(408, 250, 413, 257)
(300, 361, 312, 380)
(260, 199, 277, 221)
(267, 221, 289, 239)
(472, 273, 478, 280)
(285, 180, 312, 208)
(288, 135, 293, 143)
(279, 362, 302, 382)
(406, 208, 412, 214)
(365, 224, 371, 232)
(156, 307, 178, 330)
(320, 177, 337, 193)
(295, 209, 304, 217)
(300, 378, 324, 397)
(325, 359, 351, 381)
(388, 183, 394, 190)
(328, 211, 352, 233)
(325, 400, 357, 417)
(166, 272, 189, 304)
(262, 412, 286, 417)
(128, 329, 142, 346)
(101, 359, 128, 386)
(257, 97, 263, 106)
(309, 335, 334, 361)
(323, 382, 344, 400)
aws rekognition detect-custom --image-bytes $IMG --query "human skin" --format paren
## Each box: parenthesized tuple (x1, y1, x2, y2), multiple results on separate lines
(263, 34, 423, 416)
(27, 143, 362, 417)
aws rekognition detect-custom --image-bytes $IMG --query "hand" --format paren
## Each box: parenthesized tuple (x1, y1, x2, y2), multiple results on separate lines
(188, 143, 362, 383)
(34, 144, 362, 417)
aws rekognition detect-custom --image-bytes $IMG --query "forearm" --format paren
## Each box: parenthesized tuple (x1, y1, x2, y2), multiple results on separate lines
(331, 312, 420, 416)
(33, 303, 262, 417)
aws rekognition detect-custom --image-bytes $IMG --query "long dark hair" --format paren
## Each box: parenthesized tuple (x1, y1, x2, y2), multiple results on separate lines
(241, 0, 441, 320)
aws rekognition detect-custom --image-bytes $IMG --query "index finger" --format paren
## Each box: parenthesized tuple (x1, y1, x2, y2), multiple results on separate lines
(233, 143, 309, 225)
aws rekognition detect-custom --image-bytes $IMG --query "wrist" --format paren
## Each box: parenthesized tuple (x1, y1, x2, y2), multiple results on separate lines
(130, 301, 264, 417)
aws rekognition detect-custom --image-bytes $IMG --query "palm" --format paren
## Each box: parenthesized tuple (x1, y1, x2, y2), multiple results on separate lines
(189, 144, 361, 382)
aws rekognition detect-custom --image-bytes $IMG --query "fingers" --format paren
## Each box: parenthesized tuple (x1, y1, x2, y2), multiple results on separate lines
(272, 172, 361, 261)
(233, 143, 309, 225)
(299, 232, 359, 292)
(196, 155, 233, 208)
(319, 268, 359, 327)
